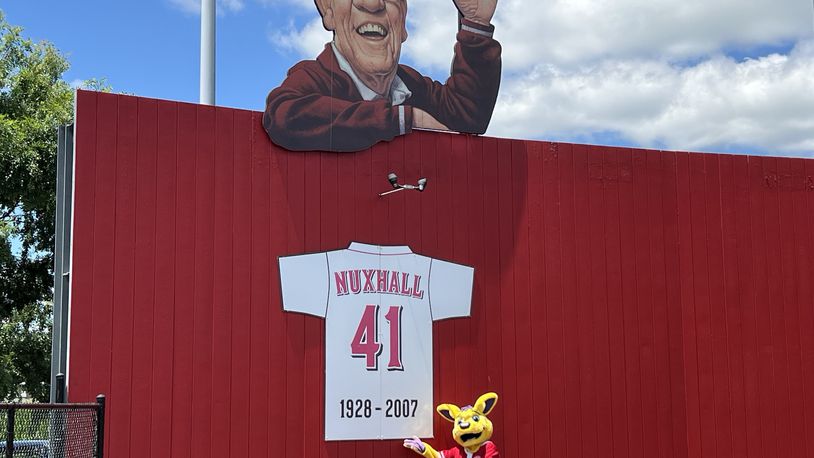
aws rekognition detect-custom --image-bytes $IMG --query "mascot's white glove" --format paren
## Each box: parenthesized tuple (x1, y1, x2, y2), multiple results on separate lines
(403, 436, 438, 458)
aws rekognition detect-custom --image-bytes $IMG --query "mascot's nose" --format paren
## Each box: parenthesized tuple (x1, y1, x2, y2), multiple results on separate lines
(459, 421, 470, 429)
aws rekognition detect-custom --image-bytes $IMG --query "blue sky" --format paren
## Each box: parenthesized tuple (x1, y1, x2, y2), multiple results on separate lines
(2, 0, 291, 110)
(3, 0, 813, 156)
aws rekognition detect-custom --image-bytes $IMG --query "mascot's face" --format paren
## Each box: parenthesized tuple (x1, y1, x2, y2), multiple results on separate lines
(437, 393, 498, 452)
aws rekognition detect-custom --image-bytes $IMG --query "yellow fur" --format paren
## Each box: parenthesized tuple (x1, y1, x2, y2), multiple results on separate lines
(404, 392, 499, 456)
(419, 442, 440, 458)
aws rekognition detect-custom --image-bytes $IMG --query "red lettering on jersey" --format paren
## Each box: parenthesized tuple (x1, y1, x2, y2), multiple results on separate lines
(348, 270, 362, 294)
(335, 271, 349, 296)
(400, 272, 413, 296)
(412, 275, 424, 299)
(389, 271, 400, 293)
(377, 270, 389, 292)
(362, 269, 376, 293)
(334, 269, 425, 297)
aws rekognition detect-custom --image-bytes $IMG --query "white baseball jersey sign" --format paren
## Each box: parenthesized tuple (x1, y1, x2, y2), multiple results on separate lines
(279, 242, 474, 440)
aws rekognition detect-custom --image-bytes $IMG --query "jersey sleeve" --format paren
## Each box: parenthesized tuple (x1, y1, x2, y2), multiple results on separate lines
(428, 258, 474, 321)
(483, 441, 499, 457)
(278, 252, 329, 318)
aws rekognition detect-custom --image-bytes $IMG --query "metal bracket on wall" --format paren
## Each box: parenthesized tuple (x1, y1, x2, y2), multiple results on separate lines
(378, 172, 428, 197)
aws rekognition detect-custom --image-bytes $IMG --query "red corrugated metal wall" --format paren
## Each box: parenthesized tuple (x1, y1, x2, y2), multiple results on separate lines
(67, 90, 814, 458)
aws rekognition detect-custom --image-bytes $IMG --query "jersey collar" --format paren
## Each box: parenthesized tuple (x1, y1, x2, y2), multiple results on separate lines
(348, 242, 412, 255)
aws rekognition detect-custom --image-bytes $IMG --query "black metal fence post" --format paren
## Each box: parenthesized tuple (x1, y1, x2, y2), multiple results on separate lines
(5, 406, 14, 458)
(96, 395, 106, 458)
(55, 374, 66, 404)
(52, 373, 68, 457)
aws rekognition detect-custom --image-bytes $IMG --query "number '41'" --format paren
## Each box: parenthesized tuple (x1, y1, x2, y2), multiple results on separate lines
(351, 305, 403, 371)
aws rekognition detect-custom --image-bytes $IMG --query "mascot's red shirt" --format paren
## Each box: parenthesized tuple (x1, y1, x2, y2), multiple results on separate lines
(439, 441, 499, 458)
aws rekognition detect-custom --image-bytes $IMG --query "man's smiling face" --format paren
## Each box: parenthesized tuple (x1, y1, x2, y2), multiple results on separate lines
(320, 0, 408, 82)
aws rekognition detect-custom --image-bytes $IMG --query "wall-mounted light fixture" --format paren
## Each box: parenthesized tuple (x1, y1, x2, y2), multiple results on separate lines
(379, 172, 428, 197)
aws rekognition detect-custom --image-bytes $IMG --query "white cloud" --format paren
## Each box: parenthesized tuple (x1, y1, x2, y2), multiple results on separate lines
(169, 0, 245, 15)
(400, 0, 460, 70)
(267, 0, 814, 155)
(405, 0, 813, 71)
(255, 0, 315, 9)
(269, 17, 331, 58)
(221, 0, 245, 12)
(489, 40, 814, 155)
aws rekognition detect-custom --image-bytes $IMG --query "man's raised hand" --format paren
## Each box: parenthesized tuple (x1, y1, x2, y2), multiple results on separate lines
(452, 0, 497, 26)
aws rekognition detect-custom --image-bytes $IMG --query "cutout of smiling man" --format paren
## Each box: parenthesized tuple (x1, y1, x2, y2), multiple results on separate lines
(263, 0, 501, 152)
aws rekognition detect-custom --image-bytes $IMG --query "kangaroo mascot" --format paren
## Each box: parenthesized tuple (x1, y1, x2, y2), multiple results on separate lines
(403, 392, 499, 458)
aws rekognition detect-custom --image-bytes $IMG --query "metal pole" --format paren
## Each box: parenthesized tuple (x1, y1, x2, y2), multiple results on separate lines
(96, 395, 106, 458)
(200, 0, 216, 105)
(51, 126, 66, 403)
(56, 374, 66, 404)
(51, 124, 74, 403)
(6, 407, 14, 458)
(52, 373, 67, 456)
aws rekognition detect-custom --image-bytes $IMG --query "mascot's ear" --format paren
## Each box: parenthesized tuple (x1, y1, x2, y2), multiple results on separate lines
(436, 404, 461, 423)
(474, 392, 498, 416)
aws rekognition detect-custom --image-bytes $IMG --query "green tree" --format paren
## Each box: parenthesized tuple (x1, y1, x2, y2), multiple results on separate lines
(0, 302, 52, 402)
(0, 10, 73, 401)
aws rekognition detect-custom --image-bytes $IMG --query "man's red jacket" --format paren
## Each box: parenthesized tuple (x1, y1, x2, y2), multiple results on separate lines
(263, 18, 501, 152)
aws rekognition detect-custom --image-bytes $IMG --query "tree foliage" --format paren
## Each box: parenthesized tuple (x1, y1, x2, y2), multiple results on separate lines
(0, 10, 73, 401)
(0, 302, 52, 402)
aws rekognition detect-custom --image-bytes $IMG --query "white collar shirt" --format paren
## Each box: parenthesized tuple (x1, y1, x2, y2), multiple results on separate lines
(331, 42, 412, 105)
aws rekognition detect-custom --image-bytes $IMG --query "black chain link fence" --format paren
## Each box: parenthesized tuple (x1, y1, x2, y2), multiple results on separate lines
(0, 395, 105, 458)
